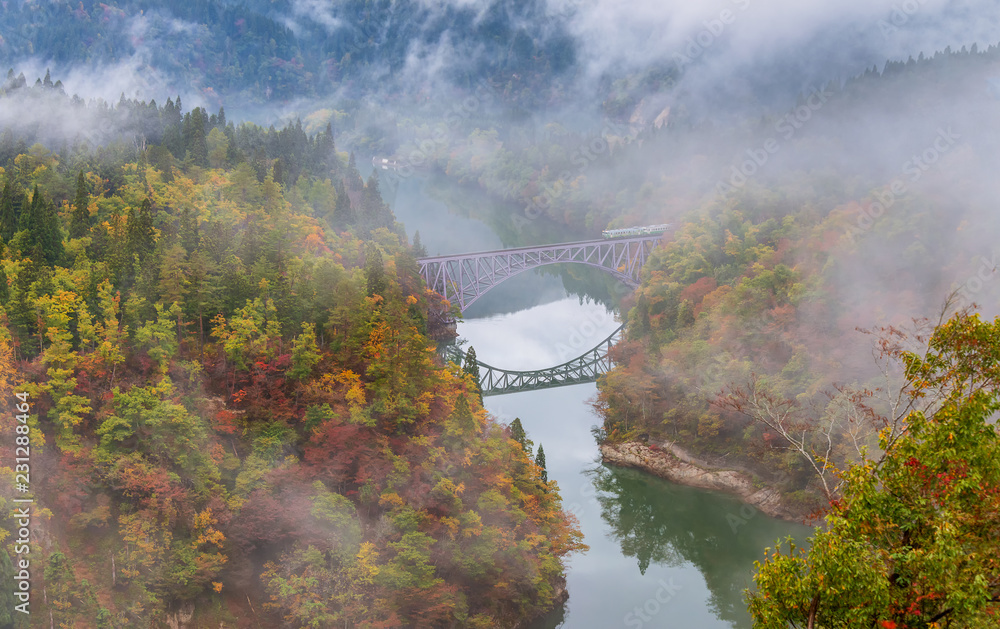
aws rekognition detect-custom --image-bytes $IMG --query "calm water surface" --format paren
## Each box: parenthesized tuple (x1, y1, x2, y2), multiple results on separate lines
(459, 304, 812, 629)
(392, 174, 813, 628)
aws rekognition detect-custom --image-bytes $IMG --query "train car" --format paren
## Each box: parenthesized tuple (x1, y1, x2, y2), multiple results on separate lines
(602, 224, 673, 239)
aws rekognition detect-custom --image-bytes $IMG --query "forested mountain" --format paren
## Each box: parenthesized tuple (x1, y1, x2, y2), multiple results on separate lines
(0, 83, 584, 626)
(0, 0, 576, 108)
(353, 39, 1000, 512)
(581, 45, 1000, 510)
(2, 0, 1000, 624)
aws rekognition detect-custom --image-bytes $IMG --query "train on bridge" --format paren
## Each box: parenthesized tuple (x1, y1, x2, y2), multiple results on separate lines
(601, 224, 672, 239)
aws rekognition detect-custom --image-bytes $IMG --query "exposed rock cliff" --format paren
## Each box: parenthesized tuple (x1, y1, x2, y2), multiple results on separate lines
(600, 441, 808, 522)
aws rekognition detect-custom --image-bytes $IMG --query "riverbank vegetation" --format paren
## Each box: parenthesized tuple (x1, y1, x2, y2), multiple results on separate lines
(360, 43, 1000, 519)
(0, 87, 584, 627)
(750, 310, 1000, 627)
(387, 39, 1000, 626)
(572, 48, 998, 512)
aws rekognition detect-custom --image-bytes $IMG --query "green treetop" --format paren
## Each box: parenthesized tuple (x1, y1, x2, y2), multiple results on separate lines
(462, 346, 482, 404)
(749, 310, 1000, 628)
(510, 417, 532, 452)
(535, 444, 547, 484)
(69, 171, 90, 240)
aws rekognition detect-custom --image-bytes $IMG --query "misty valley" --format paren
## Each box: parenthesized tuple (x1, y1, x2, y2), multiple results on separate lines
(1, 0, 1000, 628)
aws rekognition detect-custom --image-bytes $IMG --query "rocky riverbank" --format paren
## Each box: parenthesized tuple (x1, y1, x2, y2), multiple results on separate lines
(599, 441, 809, 522)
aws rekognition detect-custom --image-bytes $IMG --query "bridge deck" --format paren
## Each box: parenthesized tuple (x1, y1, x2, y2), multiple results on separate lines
(418, 235, 665, 313)
(417, 235, 662, 262)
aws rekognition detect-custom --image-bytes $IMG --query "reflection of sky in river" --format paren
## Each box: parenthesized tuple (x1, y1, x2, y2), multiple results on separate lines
(458, 296, 621, 371)
(397, 175, 811, 628)
(460, 302, 737, 628)
(459, 300, 812, 629)
(486, 385, 755, 629)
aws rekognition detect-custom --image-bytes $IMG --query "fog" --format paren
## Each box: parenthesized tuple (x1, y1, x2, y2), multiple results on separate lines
(3, 3, 1000, 623)
(565, 0, 997, 79)
(2, 0, 999, 325)
(3, 0, 999, 107)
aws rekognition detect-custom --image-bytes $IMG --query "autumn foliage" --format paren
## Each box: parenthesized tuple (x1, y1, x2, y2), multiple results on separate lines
(0, 141, 583, 627)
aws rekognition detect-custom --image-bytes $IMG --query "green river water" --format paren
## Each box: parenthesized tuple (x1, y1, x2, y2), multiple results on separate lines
(391, 175, 813, 628)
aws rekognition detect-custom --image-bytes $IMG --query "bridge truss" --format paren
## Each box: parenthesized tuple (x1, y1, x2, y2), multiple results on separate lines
(445, 324, 625, 397)
(418, 236, 662, 313)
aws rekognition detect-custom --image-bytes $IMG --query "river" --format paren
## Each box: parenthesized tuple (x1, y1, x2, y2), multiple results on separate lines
(390, 174, 813, 629)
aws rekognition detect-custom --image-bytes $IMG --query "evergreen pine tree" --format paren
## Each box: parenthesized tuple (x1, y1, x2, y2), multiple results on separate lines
(510, 417, 533, 452)
(18, 186, 63, 265)
(359, 172, 394, 236)
(0, 183, 24, 242)
(162, 97, 184, 158)
(463, 346, 483, 403)
(9, 253, 41, 356)
(69, 171, 90, 239)
(272, 158, 284, 186)
(314, 122, 336, 173)
(332, 179, 354, 231)
(179, 206, 199, 254)
(535, 444, 547, 483)
(364, 242, 387, 298)
(126, 199, 156, 263)
(412, 230, 428, 258)
(0, 256, 8, 304)
(346, 152, 363, 191)
(184, 107, 209, 167)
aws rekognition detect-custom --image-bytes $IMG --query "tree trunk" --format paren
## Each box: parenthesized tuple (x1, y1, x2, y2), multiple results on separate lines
(807, 594, 819, 629)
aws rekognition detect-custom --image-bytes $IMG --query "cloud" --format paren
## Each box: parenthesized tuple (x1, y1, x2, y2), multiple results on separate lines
(290, 0, 344, 33)
(9, 10, 210, 108)
(460, 297, 618, 371)
(564, 0, 1000, 101)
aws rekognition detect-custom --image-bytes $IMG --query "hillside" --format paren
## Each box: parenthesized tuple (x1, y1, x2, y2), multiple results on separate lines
(0, 95, 584, 627)
(584, 46, 1000, 509)
(0, 0, 576, 110)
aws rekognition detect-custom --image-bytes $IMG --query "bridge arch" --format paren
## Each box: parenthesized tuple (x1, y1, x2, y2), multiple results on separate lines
(446, 324, 625, 396)
(418, 236, 661, 314)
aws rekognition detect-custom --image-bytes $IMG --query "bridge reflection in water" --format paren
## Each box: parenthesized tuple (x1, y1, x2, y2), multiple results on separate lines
(426, 232, 669, 395)
(445, 324, 625, 396)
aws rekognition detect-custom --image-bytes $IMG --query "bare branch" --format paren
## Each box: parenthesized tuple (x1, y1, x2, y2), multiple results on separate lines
(717, 374, 838, 500)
